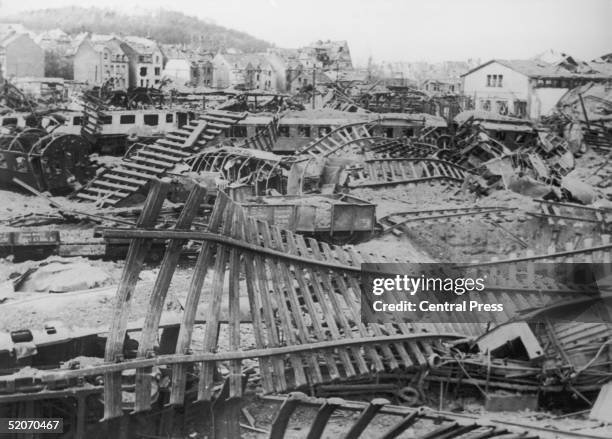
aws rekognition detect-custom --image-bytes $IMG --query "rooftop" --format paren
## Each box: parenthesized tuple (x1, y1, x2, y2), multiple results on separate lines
(462, 58, 611, 79)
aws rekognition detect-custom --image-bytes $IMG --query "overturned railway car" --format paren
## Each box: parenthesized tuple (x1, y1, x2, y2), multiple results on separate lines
(0, 129, 95, 194)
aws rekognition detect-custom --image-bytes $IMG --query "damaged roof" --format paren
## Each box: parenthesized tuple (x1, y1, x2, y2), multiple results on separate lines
(462, 59, 612, 79)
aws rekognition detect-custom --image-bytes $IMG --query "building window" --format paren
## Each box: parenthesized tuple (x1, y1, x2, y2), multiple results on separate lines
(279, 126, 290, 137)
(166, 114, 174, 123)
(496, 100, 508, 115)
(497, 75, 503, 87)
(143, 114, 159, 126)
(231, 126, 247, 137)
(154, 67, 161, 76)
(73, 116, 83, 126)
(120, 114, 136, 124)
(140, 67, 147, 77)
(297, 125, 311, 137)
(100, 115, 113, 124)
(486, 75, 491, 87)
(481, 100, 491, 111)
(156, 55, 159, 63)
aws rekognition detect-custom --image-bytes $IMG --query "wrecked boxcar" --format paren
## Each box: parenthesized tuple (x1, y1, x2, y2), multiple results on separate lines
(239, 194, 376, 241)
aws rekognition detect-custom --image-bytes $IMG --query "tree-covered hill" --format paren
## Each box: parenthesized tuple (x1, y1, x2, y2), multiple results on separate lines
(2, 6, 274, 52)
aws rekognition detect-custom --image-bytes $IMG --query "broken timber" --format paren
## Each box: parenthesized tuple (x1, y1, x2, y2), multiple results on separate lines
(74, 110, 247, 206)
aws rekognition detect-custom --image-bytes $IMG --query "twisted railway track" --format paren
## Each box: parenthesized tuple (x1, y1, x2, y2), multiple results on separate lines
(529, 199, 611, 230)
(347, 158, 469, 188)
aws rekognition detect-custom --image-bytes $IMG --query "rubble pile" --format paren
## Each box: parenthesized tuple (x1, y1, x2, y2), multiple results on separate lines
(0, 57, 610, 439)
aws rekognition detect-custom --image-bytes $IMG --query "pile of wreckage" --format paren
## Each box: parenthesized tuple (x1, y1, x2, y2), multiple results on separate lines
(543, 82, 612, 154)
(0, 77, 611, 438)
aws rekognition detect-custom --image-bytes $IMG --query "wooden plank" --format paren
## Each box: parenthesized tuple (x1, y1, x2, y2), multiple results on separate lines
(227, 210, 243, 398)
(133, 184, 207, 412)
(93, 179, 138, 192)
(169, 193, 229, 405)
(104, 172, 148, 185)
(137, 149, 183, 162)
(133, 156, 174, 168)
(198, 205, 235, 401)
(146, 144, 191, 157)
(113, 167, 155, 180)
(123, 161, 165, 173)
(238, 210, 277, 393)
(103, 179, 169, 420)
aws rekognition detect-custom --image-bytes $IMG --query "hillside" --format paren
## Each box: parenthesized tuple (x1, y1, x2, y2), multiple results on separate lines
(2, 7, 274, 53)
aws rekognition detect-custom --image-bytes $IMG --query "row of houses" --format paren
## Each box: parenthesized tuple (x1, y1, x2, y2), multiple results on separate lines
(0, 23, 351, 95)
(74, 35, 164, 89)
(161, 41, 351, 93)
(0, 24, 166, 90)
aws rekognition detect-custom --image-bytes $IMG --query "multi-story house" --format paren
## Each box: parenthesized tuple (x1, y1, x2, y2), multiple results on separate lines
(462, 56, 611, 119)
(212, 53, 252, 89)
(73, 35, 129, 89)
(122, 36, 165, 88)
(0, 32, 44, 78)
(302, 40, 353, 70)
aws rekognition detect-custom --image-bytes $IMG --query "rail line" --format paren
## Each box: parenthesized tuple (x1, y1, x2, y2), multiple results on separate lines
(528, 199, 611, 229)
(264, 393, 611, 439)
(347, 157, 469, 188)
(377, 206, 516, 236)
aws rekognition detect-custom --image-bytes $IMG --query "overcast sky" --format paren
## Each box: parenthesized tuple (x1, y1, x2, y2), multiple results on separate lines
(1, 0, 610, 65)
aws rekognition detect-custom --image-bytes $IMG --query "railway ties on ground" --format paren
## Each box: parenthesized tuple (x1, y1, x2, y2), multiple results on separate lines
(267, 393, 549, 439)
(529, 199, 612, 230)
(74, 110, 247, 206)
(378, 206, 517, 236)
(347, 158, 469, 188)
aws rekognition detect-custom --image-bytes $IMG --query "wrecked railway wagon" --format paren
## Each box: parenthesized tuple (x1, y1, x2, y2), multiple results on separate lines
(216, 109, 447, 153)
(239, 194, 376, 240)
(78, 98, 193, 154)
(0, 128, 94, 194)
